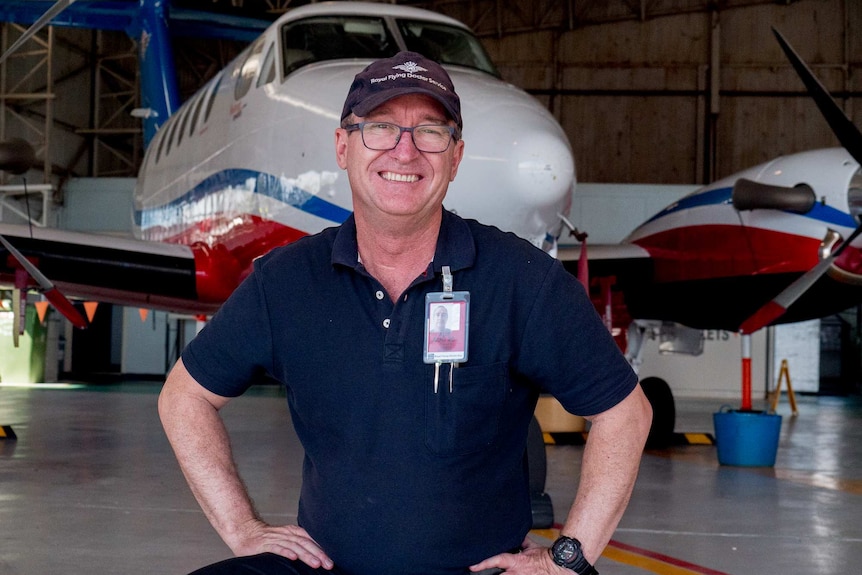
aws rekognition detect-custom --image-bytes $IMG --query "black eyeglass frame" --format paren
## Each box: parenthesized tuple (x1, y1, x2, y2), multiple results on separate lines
(343, 121, 460, 153)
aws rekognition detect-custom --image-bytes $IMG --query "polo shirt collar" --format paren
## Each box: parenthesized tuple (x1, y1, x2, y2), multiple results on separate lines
(332, 210, 476, 274)
(432, 208, 475, 273)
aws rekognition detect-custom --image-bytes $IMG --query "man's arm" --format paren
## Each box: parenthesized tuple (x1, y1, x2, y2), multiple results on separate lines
(557, 382, 652, 564)
(158, 358, 334, 570)
(471, 383, 652, 574)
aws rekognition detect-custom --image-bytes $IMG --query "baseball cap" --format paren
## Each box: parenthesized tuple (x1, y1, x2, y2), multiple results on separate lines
(340, 51, 462, 130)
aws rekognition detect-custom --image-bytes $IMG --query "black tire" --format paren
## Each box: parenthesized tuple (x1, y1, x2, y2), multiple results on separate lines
(527, 415, 546, 493)
(640, 376, 676, 448)
(527, 415, 554, 528)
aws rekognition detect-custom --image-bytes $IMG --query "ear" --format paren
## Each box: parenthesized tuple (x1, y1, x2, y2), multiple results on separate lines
(335, 128, 349, 169)
(449, 139, 465, 181)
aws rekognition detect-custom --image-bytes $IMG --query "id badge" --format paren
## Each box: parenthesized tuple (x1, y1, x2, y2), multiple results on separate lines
(423, 291, 469, 364)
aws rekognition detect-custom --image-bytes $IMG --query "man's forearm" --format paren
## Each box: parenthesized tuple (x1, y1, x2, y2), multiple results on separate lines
(158, 361, 260, 553)
(559, 385, 652, 564)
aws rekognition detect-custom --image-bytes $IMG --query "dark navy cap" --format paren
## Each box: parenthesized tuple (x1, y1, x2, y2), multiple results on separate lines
(341, 51, 462, 129)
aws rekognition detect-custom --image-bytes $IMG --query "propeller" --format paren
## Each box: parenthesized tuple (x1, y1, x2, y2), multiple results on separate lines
(738, 29, 862, 334)
(739, 222, 862, 334)
(0, 234, 88, 329)
(0, 1, 83, 333)
(0, 0, 77, 66)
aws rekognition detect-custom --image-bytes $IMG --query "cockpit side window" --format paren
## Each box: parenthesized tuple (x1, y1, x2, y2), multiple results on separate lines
(258, 42, 277, 87)
(280, 16, 398, 77)
(235, 38, 266, 100)
(397, 19, 500, 77)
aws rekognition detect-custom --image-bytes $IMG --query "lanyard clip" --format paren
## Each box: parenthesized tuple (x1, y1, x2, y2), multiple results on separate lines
(442, 265, 453, 299)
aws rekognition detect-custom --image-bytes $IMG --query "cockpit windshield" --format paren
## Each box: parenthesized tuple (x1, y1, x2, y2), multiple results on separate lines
(397, 19, 499, 77)
(280, 15, 499, 78)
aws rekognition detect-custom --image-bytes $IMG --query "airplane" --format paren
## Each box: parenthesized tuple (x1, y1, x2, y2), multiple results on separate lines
(0, 2, 860, 441)
(0, 0, 574, 322)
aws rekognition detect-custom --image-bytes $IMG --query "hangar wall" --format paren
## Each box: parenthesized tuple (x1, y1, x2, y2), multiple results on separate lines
(428, 0, 860, 186)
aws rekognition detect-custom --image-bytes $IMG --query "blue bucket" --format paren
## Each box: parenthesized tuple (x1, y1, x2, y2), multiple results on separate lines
(713, 408, 782, 467)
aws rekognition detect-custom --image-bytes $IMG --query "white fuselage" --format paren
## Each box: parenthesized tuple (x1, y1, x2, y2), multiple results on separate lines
(134, 3, 575, 271)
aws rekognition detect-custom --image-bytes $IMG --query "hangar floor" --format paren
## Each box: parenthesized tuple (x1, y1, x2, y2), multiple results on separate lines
(0, 382, 860, 575)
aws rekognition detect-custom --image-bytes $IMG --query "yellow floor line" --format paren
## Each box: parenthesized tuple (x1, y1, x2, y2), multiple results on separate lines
(771, 468, 862, 494)
(602, 545, 709, 575)
(531, 528, 727, 575)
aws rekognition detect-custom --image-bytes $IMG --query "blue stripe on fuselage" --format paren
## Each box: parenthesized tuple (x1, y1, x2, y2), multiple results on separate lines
(645, 185, 856, 228)
(134, 168, 352, 228)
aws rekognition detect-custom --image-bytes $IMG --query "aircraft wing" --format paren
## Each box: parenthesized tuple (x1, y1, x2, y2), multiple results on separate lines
(557, 242, 653, 281)
(0, 223, 214, 314)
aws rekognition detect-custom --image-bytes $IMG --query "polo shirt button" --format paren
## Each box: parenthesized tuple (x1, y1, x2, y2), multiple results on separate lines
(383, 318, 391, 329)
(375, 290, 385, 300)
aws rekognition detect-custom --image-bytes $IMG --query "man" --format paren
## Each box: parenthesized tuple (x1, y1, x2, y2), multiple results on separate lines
(159, 51, 652, 575)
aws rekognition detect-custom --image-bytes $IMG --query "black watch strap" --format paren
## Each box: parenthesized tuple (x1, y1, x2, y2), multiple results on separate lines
(573, 560, 598, 575)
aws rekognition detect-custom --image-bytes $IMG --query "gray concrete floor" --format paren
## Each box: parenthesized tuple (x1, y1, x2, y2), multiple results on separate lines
(1, 383, 860, 575)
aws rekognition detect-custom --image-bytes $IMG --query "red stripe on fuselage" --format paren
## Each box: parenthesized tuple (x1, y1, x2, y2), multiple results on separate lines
(154, 216, 309, 304)
(632, 224, 821, 283)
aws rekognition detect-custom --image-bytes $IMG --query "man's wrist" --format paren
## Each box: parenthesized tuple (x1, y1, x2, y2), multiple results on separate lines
(548, 535, 598, 575)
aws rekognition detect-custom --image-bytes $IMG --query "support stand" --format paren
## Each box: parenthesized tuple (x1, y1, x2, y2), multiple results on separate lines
(770, 359, 799, 416)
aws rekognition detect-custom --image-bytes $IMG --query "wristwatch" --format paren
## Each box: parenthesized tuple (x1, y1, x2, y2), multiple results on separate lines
(549, 535, 598, 574)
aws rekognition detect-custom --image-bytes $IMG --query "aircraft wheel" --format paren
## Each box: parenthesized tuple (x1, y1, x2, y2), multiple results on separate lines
(527, 415, 554, 528)
(640, 376, 676, 449)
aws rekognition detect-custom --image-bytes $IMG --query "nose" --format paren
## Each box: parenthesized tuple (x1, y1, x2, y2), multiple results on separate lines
(389, 127, 423, 159)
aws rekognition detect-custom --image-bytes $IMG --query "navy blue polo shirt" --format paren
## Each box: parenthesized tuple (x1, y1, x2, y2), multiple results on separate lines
(182, 210, 637, 575)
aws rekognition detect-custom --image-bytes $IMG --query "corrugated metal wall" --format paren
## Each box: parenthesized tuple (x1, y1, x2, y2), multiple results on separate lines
(419, 0, 860, 185)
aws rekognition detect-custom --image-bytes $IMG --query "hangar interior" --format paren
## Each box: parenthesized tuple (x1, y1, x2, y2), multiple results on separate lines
(1, 0, 860, 397)
(1, 3, 862, 575)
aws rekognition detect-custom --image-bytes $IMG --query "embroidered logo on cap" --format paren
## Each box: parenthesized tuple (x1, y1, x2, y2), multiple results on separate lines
(341, 51, 462, 128)
(393, 61, 428, 74)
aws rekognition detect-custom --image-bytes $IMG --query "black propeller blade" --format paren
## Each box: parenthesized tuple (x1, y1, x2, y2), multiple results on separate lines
(737, 30, 862, 333)
(772, 27, 862, 166)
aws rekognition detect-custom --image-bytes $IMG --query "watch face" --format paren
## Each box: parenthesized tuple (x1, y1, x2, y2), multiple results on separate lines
(554, 538, 577, 562)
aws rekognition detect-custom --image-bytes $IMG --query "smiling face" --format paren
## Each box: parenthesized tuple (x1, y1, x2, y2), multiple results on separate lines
(335, 93, 465, 231)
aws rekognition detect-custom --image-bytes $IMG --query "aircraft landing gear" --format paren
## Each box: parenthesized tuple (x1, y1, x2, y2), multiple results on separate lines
(640, 376, 676, 448)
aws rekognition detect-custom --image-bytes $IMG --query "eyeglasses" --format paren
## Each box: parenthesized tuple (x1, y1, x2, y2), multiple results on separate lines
(343, 121, 459, 153)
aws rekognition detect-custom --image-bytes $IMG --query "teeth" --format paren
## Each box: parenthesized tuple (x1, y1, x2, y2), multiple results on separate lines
(381, 171, 419, 183)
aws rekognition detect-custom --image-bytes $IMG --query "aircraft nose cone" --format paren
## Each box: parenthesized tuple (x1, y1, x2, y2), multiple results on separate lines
(446, 91, 575, 246)
(510, 129, 575, 207)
